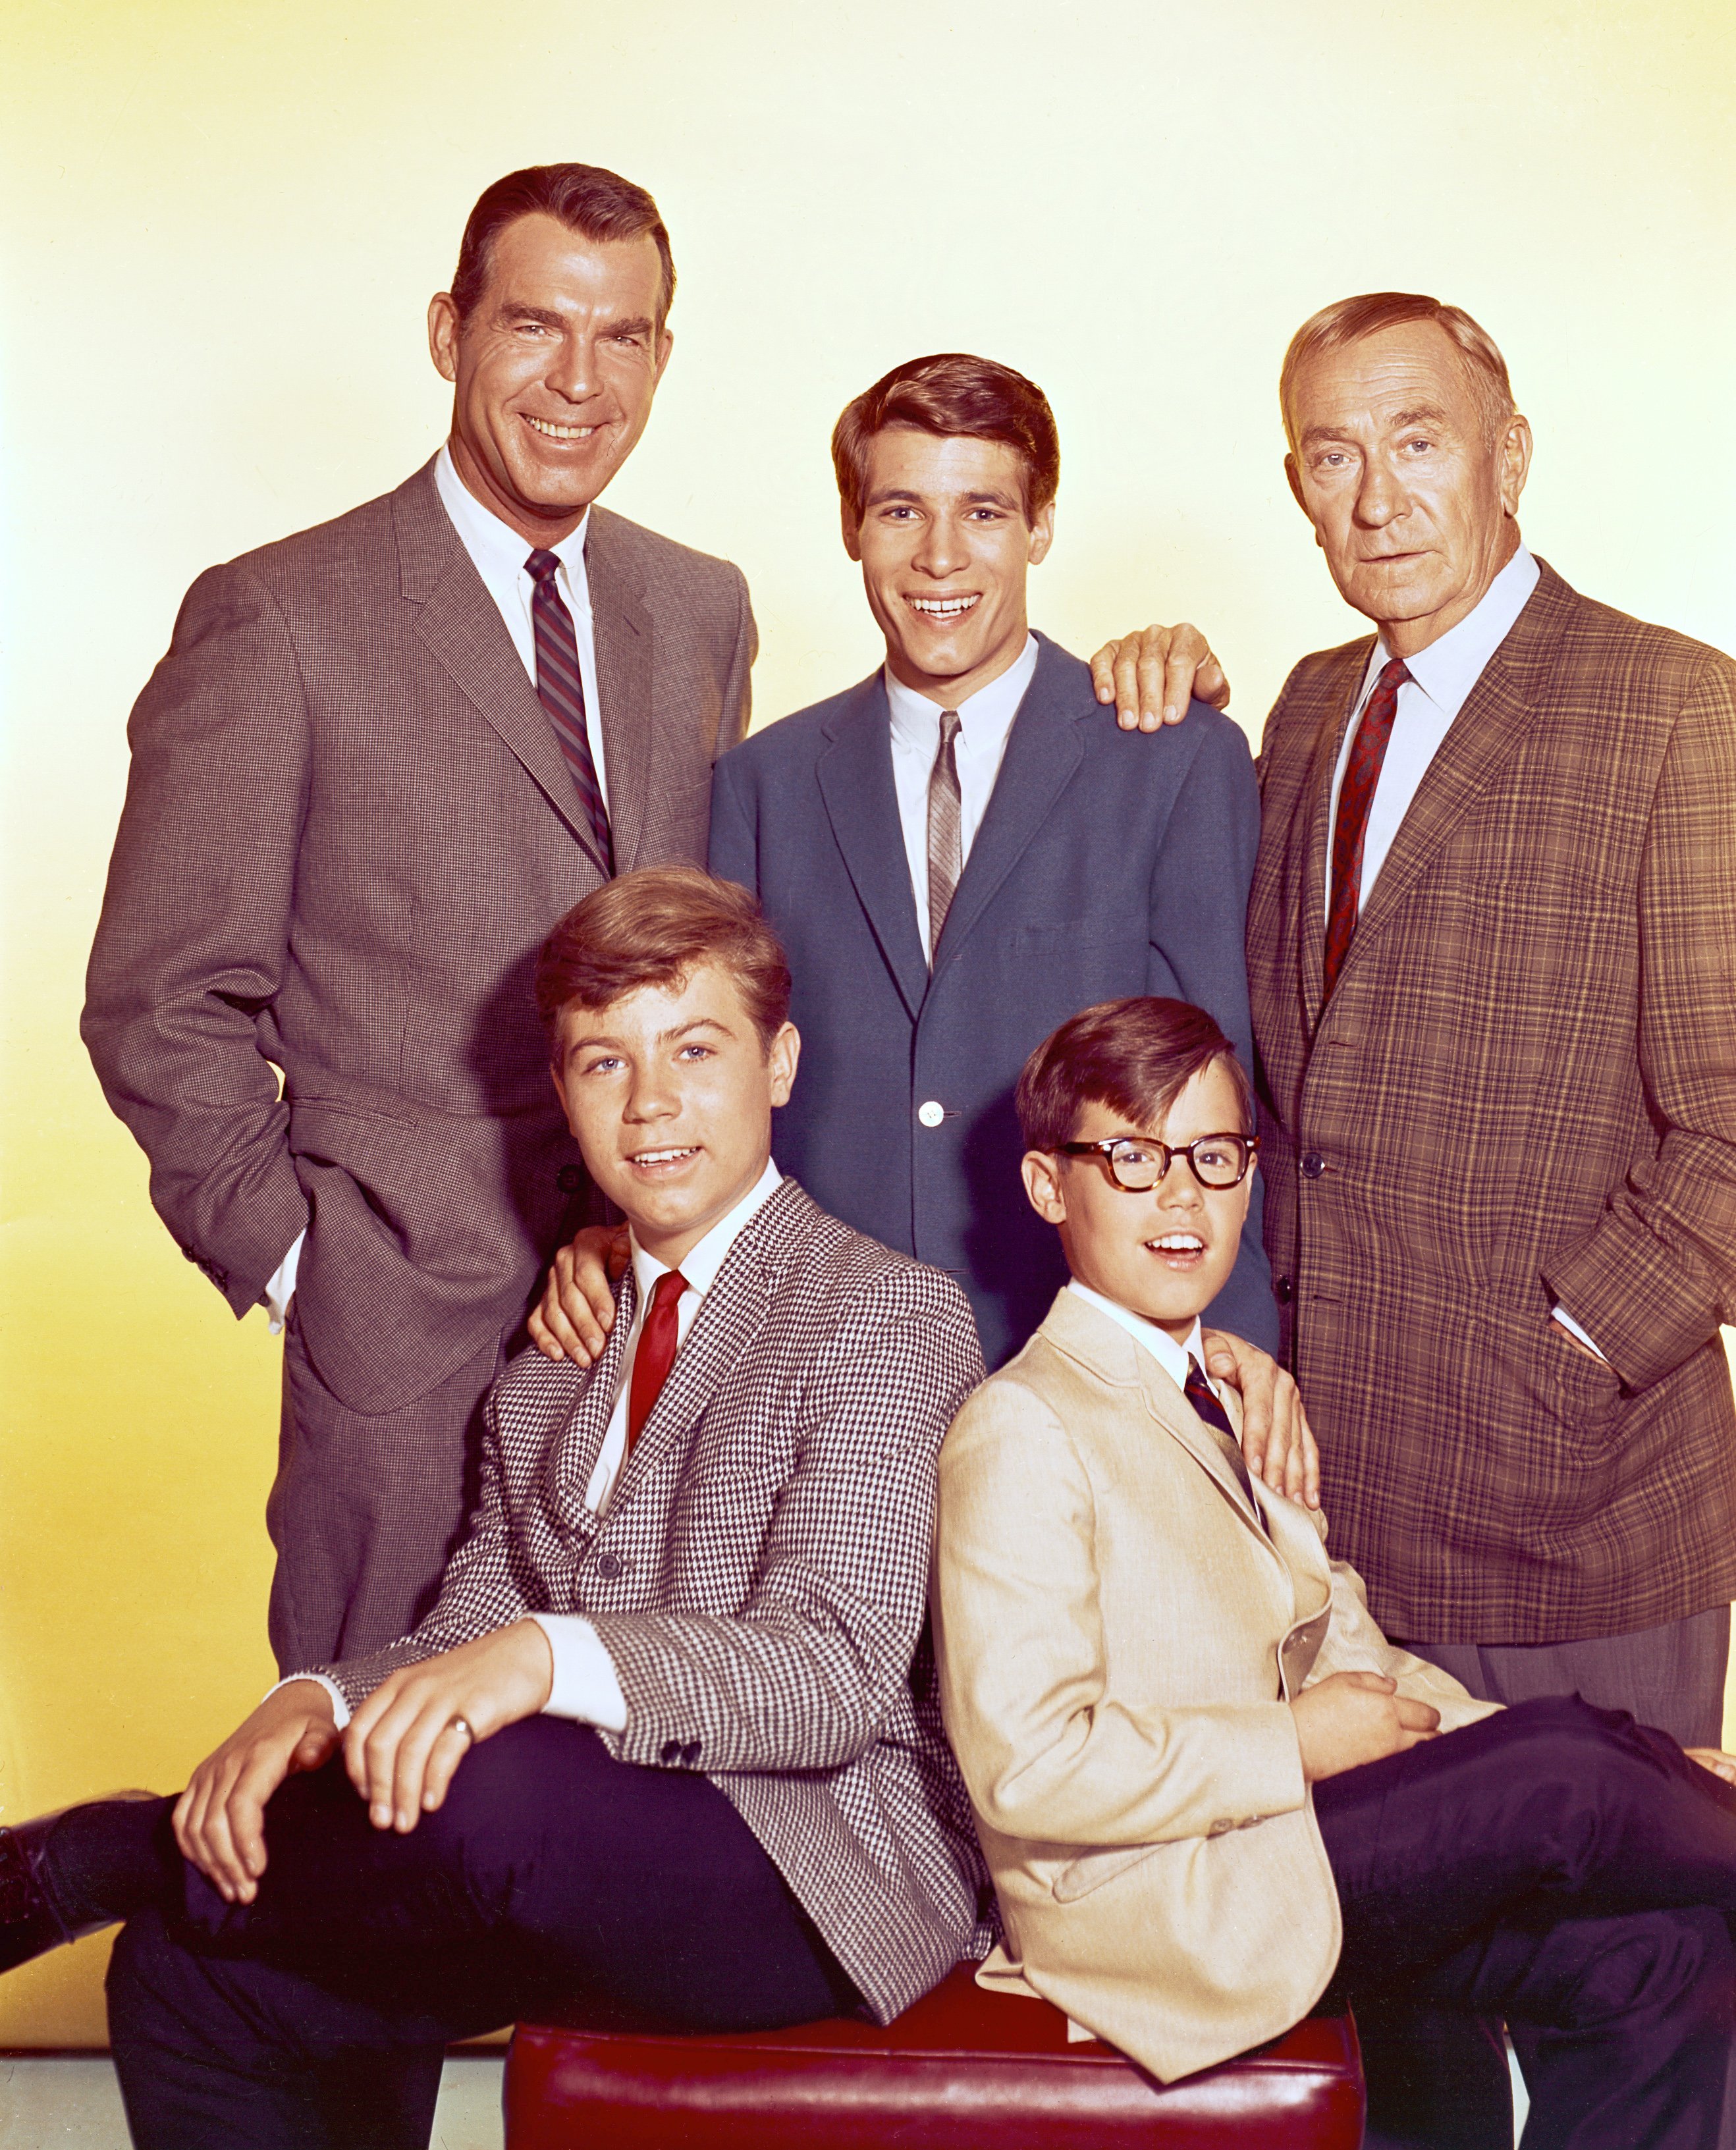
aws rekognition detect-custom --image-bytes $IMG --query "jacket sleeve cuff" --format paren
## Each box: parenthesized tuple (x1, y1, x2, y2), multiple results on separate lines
(530, 1613, 628, 1732)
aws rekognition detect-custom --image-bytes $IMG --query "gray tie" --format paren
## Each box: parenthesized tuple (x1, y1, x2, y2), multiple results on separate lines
(926, 709, 963, 963)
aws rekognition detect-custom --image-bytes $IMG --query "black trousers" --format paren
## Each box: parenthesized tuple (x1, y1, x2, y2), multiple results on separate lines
(101, 1719, 856, 2150)
(1316, 1697, 1736, 2150)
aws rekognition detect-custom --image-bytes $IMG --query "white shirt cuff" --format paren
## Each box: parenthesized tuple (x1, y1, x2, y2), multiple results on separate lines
(265, 1231, 306, 1335)
(1551, 1304, 1608, 1363)
(530, 1613, 628, 1732)
(265, 1671, 349, 1729)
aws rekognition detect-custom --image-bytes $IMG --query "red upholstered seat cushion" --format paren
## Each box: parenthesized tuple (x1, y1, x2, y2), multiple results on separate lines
(504, 1965, 1364, 2148)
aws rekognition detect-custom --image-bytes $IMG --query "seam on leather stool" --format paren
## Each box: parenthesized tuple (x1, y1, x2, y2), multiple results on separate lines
(502, 1967, 1365, 2148)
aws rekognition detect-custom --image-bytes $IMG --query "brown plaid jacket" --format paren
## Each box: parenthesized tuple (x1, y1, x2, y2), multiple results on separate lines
(1248, 558, 1736, 1644)
(315, 1177, 996, 2023)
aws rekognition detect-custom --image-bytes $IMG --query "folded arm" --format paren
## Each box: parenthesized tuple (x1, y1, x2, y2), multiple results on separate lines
(935, 1381, 1305, 1847)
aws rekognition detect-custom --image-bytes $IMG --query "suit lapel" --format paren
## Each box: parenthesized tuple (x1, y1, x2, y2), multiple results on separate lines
(815, 678, 931, 1021)
(1137, 1358, 1274, 1550)
(930, 637, 1083, 973)
(394, 464, 610, 878)
(1327, 568, 1570, 999)
(540, 1272, 638, 1544)
(585, 510, 656, 872)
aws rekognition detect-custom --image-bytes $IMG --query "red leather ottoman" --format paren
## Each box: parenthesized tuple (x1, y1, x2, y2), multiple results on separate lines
(503, 1965, 1364, 2147)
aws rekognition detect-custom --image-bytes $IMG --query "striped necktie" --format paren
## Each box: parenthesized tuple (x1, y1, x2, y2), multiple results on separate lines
(1184, 1357, 1259, 1510)
(926, 709, 963, 962)
(1323, 656, 1411, 997)
(526, 549, 612, 869)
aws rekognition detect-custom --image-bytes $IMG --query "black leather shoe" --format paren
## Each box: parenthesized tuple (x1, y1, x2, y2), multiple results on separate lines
(0, 1792, 159, 1974)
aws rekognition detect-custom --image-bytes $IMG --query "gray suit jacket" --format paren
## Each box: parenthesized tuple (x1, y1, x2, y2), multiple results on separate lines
(317, 1177, 997, 2023)
(83, 458, 755, 1415)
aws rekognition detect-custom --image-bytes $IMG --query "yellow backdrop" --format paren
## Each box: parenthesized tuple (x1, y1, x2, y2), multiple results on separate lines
(3, 0, 1733, 2045)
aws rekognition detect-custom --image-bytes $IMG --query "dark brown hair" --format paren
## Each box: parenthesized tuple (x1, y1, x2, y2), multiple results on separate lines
(831, 352, 1060, 527)
(535, 867, 790, 1050)
(1016, 997, 1253, 1153)
(1280, 292, 1515, 447)
(450, 163, 675, 330)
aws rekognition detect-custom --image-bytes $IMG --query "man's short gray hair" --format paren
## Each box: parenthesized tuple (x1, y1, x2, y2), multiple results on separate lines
(1280, 292, 1517, 447)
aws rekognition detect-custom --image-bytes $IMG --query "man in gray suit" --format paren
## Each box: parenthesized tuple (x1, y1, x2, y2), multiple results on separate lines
(6, 869, 992, 2149)
(82, 165, 756, 1672)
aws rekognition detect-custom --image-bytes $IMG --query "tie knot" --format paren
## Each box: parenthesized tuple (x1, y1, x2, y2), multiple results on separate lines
(1376, 656, 1411, 695)
(938, 709, 962, 746)
(525, 549, 562, 586)
(651, 1269, 690, 1312)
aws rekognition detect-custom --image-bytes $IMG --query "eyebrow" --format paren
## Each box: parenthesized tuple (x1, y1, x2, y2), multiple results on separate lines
(566, 1015, 734, 1054)
(863, 485, 1021, 508)
(493, 302, 656, 339)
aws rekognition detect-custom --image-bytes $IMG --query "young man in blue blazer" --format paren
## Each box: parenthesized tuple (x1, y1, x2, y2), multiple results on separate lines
(707, 353, 1276, 1371)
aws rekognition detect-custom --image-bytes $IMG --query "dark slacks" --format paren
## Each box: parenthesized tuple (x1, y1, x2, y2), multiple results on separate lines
(267, 1311, 505, 1673)
(1316, 1698, 1736, 2150)
(106, 1718, 855, 2150)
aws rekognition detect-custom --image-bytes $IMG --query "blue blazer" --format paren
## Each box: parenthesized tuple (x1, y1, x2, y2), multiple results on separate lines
(709, 633, 1276, 1368)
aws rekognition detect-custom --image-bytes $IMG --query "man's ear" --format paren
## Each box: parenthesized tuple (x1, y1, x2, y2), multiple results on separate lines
(1021, 1149, 1067, 1225)
(1498, 413, 1533, 518)
(840, 497, 863, 564)
(766, 1021, 801, 1108)
(1284, 450, 1317, 537)
(1026, 499, 1056, 567)
(651, 327, 675, 392)
(428, 292, 461, 384)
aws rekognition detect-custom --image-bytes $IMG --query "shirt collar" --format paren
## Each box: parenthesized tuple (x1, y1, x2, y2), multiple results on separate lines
(1066, 1279, 1205, 1395)
(884, 633, 1039, 755)
(628, 1157, 783, 1310)
(435, 443, 592, 600)
(1365, 545, 1539, 720)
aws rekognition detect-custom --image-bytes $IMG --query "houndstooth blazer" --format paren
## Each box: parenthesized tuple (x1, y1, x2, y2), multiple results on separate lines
(1249, 558, 1736, 1646)
(313, 1177, 997, 2022)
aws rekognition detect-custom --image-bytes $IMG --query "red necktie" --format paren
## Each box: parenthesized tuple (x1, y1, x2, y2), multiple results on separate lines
(1322, 656, 1411, 998)
(627, 1270, 690, 1451)
(526, 549, 613, 871)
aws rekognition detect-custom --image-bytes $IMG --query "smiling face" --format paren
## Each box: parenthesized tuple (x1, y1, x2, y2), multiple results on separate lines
(1021, 1058, 1254, 1342)
(845, 427, 1054, 705)
(1284, 320, 1531, 657)
(429, 211, 673, 548)
(551, 960, 799, 1268)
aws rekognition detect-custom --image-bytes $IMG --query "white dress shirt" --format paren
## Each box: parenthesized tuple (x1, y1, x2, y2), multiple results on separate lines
(281, 1160, 785, 1733)
(1322, 547, 1600, 1360)
(885, 635, 1039, 931)
(261, 446, 607, 1331)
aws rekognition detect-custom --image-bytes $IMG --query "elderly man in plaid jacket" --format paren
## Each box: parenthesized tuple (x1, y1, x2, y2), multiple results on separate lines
(0, 867, 993, 2150)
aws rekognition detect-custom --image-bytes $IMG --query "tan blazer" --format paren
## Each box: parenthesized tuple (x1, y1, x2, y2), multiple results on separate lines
(1248, 559, 1736, 1644)
(933, 1287, 1494, 2082)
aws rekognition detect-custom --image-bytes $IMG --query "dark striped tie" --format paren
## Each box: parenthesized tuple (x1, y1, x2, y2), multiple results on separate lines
(1184, 1357, 1259, 1509)
(1323, 655, 1411, 997)
(526, 549, 612, 869)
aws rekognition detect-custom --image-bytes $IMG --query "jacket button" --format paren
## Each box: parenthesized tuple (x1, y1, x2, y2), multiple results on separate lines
(594, 1551, 622, 1579)
(556, 1164, 585, 1193)
(659, 1740, 682, 1765)
(917, 1100, 945, 1129)
(1300, 1152, 1326, 1179)
(682, 1740, 702, 1767)
(1274, 1275, 1294, 1305)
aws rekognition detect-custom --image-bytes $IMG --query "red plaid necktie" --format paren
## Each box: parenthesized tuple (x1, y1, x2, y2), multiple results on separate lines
(627, 1270, 690, 1451)
(1323, 656, 1411, 997)
(526, 549, 612, 869)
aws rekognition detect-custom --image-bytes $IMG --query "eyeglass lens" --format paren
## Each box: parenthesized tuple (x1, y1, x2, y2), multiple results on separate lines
(1110, 1137, 1248, 1190)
